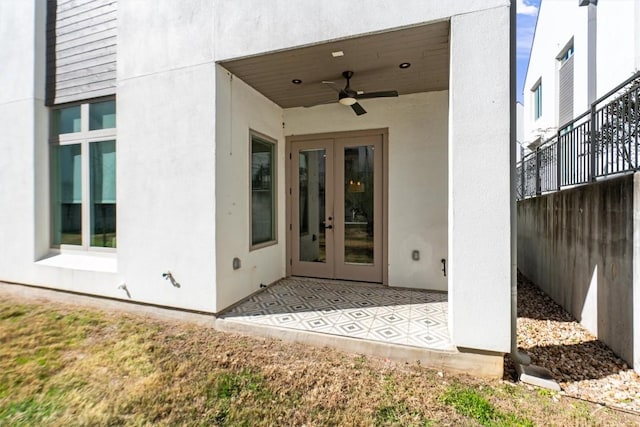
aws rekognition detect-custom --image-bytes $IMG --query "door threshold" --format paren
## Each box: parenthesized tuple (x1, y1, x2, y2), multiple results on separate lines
(288, 275, 385, 287)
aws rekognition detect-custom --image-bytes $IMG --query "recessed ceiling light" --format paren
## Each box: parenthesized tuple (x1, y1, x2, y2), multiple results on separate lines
(399, 62, 411, 69)
(291, 79, 302, 84)
(331, 51, 345, 57)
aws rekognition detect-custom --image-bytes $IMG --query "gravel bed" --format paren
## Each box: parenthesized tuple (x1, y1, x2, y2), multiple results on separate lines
(509, 273, 640, 413)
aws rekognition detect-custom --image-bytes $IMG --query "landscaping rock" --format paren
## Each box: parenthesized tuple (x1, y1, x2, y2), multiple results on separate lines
(512, 273, 640, 413)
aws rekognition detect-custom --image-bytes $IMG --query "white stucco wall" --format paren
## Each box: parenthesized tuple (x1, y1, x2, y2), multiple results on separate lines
(284, 92, 449, 291)
(523, 0, 639, 145)
(448, 6, 511, 353)
(0, 0, 44, 283)
(115, 62, 217, 311)
(596, 0, 639, 95)
(115, 0, 217, 311)
(215, 66, 286, 312)
(213, 0, 508, 62)
(516, 102, 525, 162)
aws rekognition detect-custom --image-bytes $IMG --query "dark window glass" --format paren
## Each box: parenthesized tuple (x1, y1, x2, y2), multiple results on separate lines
(251, 135, 276, 246)
(52, 144, 82, 245)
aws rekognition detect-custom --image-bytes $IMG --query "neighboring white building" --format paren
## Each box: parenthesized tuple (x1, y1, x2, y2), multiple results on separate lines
(518, 0, 640, 371)
(516, 102, 526, 161)
(0, 0, 514, 371)
(522, 0, 640, 147)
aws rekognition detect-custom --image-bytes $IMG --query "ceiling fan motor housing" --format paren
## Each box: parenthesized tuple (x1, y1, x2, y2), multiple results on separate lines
(339, 90, 357, 105)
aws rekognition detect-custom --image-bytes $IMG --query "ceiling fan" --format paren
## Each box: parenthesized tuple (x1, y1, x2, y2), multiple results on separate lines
(322, 70, 399, 116)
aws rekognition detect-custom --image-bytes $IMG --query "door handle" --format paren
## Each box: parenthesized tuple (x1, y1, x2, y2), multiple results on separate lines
(324, 224, 333, 230)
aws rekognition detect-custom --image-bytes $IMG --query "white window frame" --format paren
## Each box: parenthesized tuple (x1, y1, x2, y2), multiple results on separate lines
(49, 98, 117, 253)
(249, 130, 278, 251)
(557, 38, 575, 66)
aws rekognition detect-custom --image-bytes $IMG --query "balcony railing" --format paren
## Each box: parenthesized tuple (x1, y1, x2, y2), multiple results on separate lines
(517, 71, 640, 200)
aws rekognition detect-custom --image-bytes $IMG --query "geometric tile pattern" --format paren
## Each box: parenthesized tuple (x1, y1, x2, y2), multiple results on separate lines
(221, 277, 454, 351)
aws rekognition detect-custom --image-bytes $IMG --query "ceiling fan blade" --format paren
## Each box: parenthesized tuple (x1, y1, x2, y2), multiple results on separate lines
(350, 102, 367, 116)
(356, 90, 399, 99)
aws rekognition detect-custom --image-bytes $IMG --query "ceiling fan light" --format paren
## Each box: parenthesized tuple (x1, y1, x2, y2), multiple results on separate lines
(339, 96, 356, 106)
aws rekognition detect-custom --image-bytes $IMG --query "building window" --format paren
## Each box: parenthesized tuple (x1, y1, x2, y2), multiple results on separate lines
(532, 81, 542, 120)
(560, 45, 574, 65)
(250, 131, 277, 248)
(51, 99, 116, 250)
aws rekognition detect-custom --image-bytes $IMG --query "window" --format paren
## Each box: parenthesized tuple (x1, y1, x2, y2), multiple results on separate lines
(51, 99, 116, 250)
(250, 131, 276, 248)
(532, 81, 542, 120)
(560, 45, 574, 65)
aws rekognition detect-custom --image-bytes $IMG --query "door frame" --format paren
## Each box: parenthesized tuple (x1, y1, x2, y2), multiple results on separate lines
(285, 128, 389, 285)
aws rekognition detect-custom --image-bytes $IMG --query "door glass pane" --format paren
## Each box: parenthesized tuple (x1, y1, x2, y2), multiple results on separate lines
(299, 149, 326, 263)
(52, 144, 82, 245)
(344, 146, 374, 264)
(90, 140, 117, 248)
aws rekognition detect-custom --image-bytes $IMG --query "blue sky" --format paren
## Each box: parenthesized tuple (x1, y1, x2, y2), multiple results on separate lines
(516, 0, 541, 103)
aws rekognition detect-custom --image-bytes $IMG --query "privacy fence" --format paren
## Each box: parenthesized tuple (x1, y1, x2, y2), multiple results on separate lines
(517, 72, 640, 200)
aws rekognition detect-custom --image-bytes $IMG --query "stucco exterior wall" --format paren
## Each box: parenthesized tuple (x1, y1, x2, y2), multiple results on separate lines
(0, 0, 45, 283)
(447, 6, 512, 353)
(215, 66, 286, 312)
(596, 0, 639, 97)
(285, 92, 449, 292)
(523, 0, 639, 145)
(518, 175, 637, 368)
(212, 0, 509, 62)
(114, 0, 218, 311)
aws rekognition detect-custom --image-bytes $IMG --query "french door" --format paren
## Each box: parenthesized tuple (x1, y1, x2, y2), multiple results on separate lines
(289, 133, 383, 282)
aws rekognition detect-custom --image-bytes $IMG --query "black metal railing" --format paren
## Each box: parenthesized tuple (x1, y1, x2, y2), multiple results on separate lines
(517, 71, 640, 200)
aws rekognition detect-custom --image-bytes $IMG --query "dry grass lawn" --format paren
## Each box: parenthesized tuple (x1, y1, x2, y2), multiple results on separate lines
(1, 294, 638, 426)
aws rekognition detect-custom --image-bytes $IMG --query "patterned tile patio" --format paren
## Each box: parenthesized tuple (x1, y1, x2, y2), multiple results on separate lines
(220, 277, 453, 351)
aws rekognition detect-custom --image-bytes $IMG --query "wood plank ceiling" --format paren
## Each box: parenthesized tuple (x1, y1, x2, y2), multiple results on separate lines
(220, 21, 450, 109)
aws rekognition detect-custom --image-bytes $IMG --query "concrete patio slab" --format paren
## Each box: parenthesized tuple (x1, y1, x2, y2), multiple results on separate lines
(218, 277, 504, 377)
